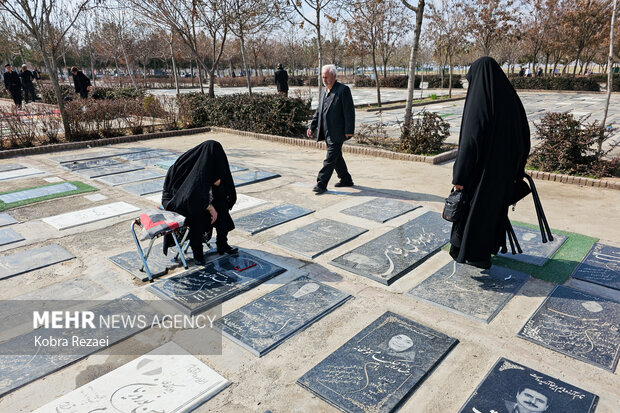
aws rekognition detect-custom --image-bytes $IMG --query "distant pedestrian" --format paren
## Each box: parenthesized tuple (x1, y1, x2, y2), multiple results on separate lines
(33, 67, 41, 80)
(3, 63, 22, 107)
(274, 63, 289, 97)
(524, 67, 531, 77)
(307, 64, 355, 194)
(518, 67, 525, 77)
(536, 67, 543, 77)
(20, 64, 36, 104)
(71, 66, 91, 99)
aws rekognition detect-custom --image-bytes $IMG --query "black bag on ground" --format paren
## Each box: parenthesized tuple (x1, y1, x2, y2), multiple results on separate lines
(442, 188, 465, 222)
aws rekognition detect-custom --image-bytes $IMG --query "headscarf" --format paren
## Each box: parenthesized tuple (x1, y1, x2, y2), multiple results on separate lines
(162, 140, 236, 217)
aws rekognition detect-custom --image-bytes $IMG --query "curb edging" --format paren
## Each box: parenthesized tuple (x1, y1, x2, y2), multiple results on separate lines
(525, 170, 620, 190)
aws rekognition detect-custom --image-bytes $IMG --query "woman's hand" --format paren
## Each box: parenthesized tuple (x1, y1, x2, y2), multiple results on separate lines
(454, 185, 464, 191)
(214, 179, 221, 186)
(207, 204, 218, 224)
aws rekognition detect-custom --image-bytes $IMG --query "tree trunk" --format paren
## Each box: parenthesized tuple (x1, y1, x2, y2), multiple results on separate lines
(316, 7, 323, 95)
(120, 36, 138, 90)
(239, 34, 252, 95)
(168, 38, 180, 96)
(208, 69, 216, 98)
(372, 44, 381, 108)
(601, 0, 617, 153)
(41, 47, 72, 141)
(197, 62, 205, 94)
(448, 53, 453, 98)
(403, 0, 425, 131)
(113, 57, 122, 87)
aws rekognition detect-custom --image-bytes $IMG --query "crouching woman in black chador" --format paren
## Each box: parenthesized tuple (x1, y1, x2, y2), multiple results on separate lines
(450, 56, 531, 269)
(162, 140, 238, 265)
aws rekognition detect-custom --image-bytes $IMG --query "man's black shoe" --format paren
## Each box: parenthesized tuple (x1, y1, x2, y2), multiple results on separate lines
(194, 258, 206, 266)
(334, 180, 354, 188)
(312, 185, 327, 194)
(218, 244, 239, 255)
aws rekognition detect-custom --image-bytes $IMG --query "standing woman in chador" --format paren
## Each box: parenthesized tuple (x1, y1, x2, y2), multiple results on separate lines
(449, 56, 531, 269)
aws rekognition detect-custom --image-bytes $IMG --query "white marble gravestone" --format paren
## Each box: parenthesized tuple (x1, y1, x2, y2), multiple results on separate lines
(0, 213, 18, 227)
(42, 202, 140, 230)
(32, 341, 230, 413)
(0, 167, 45, 181)
(230, 194, 268, 214)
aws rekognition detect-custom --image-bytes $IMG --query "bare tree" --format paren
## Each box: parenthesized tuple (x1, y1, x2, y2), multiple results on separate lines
(0, 0, 92, 140)
(601, 0, 617, 152)
(401, 0, 425, 131)
(463, 0, 518, 57)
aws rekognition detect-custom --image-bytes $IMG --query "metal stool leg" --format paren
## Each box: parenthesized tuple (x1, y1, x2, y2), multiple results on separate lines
(171, 231, 189, 269)
(131, 220, 153, 282)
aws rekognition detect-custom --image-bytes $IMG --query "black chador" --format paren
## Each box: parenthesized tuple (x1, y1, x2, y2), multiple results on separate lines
(162, 140, 237, 262)
(450, 57, 530, 266)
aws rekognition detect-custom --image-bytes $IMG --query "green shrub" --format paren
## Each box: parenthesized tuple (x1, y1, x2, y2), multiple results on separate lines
(529, 112, 619, 178)
(38, 83, 75, 104)
(399, 110, 450, 155)
(288, 76, 305, 86)
(179, 93, 312, 137)
(510, 76, 600, 91)
(91, 86, 146, 100)
(217, 76, 273, 87)
(426, 74, 463, 88)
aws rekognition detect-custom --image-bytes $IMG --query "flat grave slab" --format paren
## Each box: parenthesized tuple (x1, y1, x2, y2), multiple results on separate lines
(120, 178, 165, 196)
(233, 170, 280, 187)
(236, 204, 314, 234)
(74, 163, 143, 178)
(215, 275, 351, 356)
(0, 294, 155, 397)
(229, 164, 248, 173)
(458, 358, 598, 413)
(0, 167, 45, 181)
(0, 244, 74, 280)
(0, 163, 25, 172)
(116, 149, 174, 161)
(42, 177, 64, 183)
(131, 155, 178, 168)
(498, 225, 567, 266)
(95, 169, 165, 186)
(50, 147, 151, 163)
(408, 261, 529, 323)
(42, 201, 140, 230)
(341, 198, 421, 223)
(230, 194, 267, 214)
(0, 228, 25, 246)
(270, 219, 367, 259)
(155, 159, 175, 169)
(148, 251, 286, 315)
(572, 242, 620, 291)
(60, 158, 121, 171)
(0, 182, 78, 204)
(109, 244, 199, 281)
(331, 211, 450, 285)
(518, 285, 620, 371)
(145, 193, 162, 205)
(297, 311, 458, 413)
(0, 212, 17, 227)
(32, 341, 230, 413)
(84, 193, 108, 202)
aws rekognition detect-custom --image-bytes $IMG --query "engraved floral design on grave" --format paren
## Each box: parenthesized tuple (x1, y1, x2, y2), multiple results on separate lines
(572, 243, 620, 291)
(297, 312, 457, 413)
(458, 358, 598, 413)
(519, 285, 620, 371)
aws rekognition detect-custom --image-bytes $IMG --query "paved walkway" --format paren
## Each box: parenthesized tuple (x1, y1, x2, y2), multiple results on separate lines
(0, 130, 618, 412)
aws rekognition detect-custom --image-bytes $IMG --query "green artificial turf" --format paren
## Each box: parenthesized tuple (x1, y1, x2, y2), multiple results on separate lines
(0, 181, 98, 212)
(443, 220, 597, 284)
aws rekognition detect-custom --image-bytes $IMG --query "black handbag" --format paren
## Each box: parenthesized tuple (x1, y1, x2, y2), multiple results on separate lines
(442, 188, 464, 222)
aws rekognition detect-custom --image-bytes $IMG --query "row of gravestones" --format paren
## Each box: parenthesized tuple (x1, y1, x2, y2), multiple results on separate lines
(7, 246, 614, 412)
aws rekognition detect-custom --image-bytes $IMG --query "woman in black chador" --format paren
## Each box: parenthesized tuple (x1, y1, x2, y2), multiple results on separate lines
(450, 56, 530, 269)
(162, 140, 237, 265)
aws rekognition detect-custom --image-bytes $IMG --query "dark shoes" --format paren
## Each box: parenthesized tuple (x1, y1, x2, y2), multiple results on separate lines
(217, 244, 239, 255)
(194, 257, 206, 266)
(312, 185, 327, 194)
(465, 259, 492, 270)
(334, 180, 354, 188)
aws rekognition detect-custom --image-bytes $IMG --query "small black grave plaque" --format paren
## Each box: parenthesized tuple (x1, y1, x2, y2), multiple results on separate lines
(235, 203, 314, 234)
(341, 198, 421, 223)
(572, 243, 620, 291)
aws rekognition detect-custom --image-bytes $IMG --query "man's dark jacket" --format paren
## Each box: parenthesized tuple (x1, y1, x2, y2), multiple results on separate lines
(72, 71, 91, 95)
(309, 81, 355, 144)
(3, 71, 21, 91)
(274, 68, 288, 92)
(20, 69, 34, 86)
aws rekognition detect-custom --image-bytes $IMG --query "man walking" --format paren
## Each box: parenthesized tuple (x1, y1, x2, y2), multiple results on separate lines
(307, 64, 355, 195)
(20, 64, 36, 104)
(274, 63, 289, 97)
(3, 63, 23, 107)
(71, 66, 91, 99)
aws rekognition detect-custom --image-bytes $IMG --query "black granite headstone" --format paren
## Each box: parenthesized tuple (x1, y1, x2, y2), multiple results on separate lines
(148, 251, 286, 315)
(458, 358, 598, 413)
(408, 261, 529, 323)
(297, 311, 458, 413)
(518, 285, 620, 371)
(498, 225, 567, 266)
(270, 219, 368, 259)
(572, 243, 620, 291)
(331, 211, 450, 285)
(235, 204, 314, 234)
(0, 294, 156, 397)
(341, 198, 421, 223)
(233, 170, 280, 187)
(215, 275, 352, 356)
